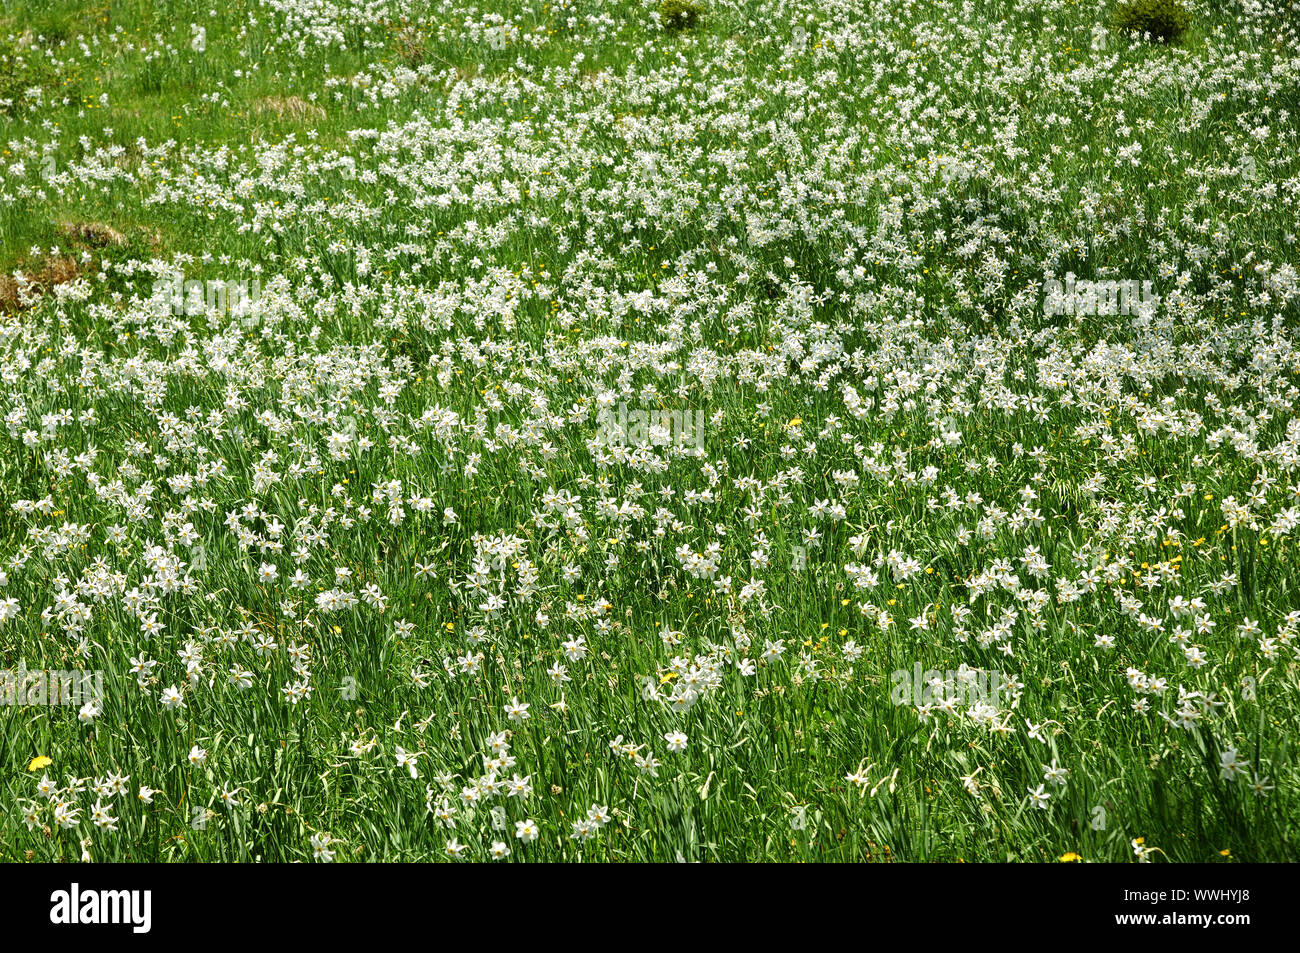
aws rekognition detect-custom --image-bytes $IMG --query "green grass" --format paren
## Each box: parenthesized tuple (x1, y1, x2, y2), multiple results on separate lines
(0, 0, 1296, 862)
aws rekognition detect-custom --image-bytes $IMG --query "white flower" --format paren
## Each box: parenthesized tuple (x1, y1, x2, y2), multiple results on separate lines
(310, 832, 336, 862)
(504, 697, 530, 723)
(396, 746, 420, 779)
(515, 819, 540, 842)
(160, 686, 184, 710)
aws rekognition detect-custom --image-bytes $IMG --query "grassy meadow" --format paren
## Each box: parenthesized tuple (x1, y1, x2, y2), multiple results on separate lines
(0, 0, 1298, 861)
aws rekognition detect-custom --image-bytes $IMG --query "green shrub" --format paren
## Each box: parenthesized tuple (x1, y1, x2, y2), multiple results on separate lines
(658, 0, 702, 31)
(1112, 0, 1191, 43)
(0, 36, 56, 114)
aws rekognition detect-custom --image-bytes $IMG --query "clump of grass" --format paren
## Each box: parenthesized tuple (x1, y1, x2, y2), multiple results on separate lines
(257, 95, 327, 121)
(57, 220, 126, 248)
(390, 20, 429, 67)
(1112, 0, 1191, 43)
(658, 0, 702, 32)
